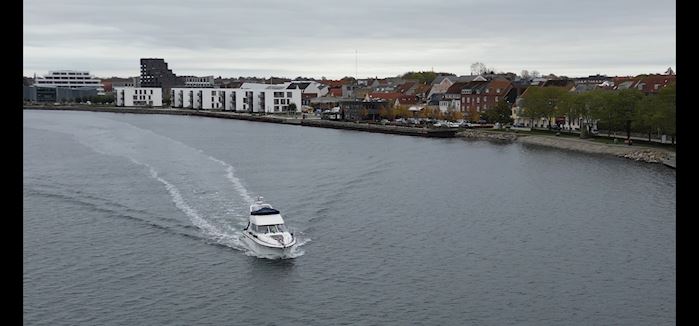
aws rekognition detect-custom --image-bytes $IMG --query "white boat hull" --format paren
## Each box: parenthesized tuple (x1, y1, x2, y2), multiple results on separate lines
(241, 232, 296, 259)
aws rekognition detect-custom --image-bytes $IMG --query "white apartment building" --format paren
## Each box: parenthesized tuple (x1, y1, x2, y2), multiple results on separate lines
(170, 82, 302, 113)
(115, 87, 163, 107)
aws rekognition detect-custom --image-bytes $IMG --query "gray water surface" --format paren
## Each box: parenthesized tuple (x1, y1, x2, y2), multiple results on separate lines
(23, 110, 676, 325)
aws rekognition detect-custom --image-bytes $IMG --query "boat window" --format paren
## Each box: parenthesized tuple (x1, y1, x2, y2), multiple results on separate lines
(275, 224, 287, 232)
(255, 224, 268, 233)
(268, 225, 279, 233)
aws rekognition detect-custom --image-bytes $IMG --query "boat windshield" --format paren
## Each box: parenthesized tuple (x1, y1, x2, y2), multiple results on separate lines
(254, 224, 287, 233)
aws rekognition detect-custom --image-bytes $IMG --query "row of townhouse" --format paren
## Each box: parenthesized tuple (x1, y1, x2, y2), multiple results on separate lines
(511, 74, 676, 130)
(170, 82, 302, 112)
(437, 76, 517, 120)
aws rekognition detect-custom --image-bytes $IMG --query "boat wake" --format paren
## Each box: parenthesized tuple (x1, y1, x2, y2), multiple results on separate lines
(24, 112, 308, 259)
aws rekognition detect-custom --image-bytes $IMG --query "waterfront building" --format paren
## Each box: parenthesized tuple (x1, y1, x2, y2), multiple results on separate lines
(114, 87, 163, 107)
(140, 58, 178, 92)
(34, 70, 102, 89)
(461, 79, 515, 121)
(170, 82, 302, 113)
(23, 85, 97, 103)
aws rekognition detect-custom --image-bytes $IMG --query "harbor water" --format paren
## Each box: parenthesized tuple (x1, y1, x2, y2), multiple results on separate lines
(24, 110, 675, 325)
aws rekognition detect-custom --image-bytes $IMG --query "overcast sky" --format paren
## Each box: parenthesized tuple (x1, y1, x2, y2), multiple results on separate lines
(23, 0, 675, 79)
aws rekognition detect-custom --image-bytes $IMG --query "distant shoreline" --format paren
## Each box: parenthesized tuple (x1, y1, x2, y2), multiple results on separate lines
(22, 105, 457, 138)
(23, 105, 675, 169)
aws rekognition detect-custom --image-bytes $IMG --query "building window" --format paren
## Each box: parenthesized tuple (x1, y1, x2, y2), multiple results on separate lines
(274, 99, 279, 104)
(287, 92, 292, 97)
(212, 91, 216, 95)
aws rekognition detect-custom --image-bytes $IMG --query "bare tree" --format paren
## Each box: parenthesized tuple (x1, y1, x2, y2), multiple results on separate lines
(521, 70, 531, 80)
(531, 70, 541, 78)
(470, 62, 488, 75)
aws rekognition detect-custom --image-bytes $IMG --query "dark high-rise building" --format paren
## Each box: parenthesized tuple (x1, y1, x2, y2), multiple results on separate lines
(140, 58, 180, 96)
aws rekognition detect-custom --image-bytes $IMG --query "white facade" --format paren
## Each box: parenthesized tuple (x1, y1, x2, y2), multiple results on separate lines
(115, 87, 163, 107)
(170, 83, 302, 113)
(35, 70, 102, 88)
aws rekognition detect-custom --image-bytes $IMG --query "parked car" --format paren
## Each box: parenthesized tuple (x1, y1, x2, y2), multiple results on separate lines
(432, 121, 444, 127)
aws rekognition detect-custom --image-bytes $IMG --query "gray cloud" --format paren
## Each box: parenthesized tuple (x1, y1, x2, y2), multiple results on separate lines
(23, 0, 675, 78)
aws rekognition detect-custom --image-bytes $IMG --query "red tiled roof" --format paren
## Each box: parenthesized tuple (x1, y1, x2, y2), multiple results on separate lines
(486, 80, 513, 93)
(413, 84, 431, 95)
(318, 80, 347, 87)
(369, 92, 402, 100)
(445, 82, 471, 94)
(633, 75, 676, 93)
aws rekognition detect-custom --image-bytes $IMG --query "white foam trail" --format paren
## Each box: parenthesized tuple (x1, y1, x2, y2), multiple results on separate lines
(130, 158, 218, 234)
(25, 112, 305, 258)
(206, 155, 254, 204)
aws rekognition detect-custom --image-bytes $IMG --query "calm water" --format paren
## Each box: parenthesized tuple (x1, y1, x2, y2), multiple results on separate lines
(23, 110, 675, 325)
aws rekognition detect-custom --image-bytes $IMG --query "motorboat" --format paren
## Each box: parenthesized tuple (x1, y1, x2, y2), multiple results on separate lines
(241, 196, 297, 258)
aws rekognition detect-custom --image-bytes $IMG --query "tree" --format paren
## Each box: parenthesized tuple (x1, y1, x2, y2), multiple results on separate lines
(531, 70, 541, 78)
(482, 100, 514, 124)
(395, 106, 410, 118)
(657, 83, 676, 143)
(470, 62, 488, 75)
(288, 103, 297, 113)
(401, 71, 442, 84)
(419, 107, 431, 119)
(521, 87, 567, 128)
(634, 95, 663, 142)
(359, 108, 369, 120)
(521, 70, 531, 80)
(610, 89, 644, 141)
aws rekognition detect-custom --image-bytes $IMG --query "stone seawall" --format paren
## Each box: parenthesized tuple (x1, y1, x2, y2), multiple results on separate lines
(23, 106, 455, 138)
(456, 129, 519, 142)
(300, 120, 457, 138)
(516, 134, 675, 167)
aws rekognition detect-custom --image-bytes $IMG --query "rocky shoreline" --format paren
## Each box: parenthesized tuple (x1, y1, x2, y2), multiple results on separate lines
(457, 129, 675, 168)
(456, 129, 520, 142)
